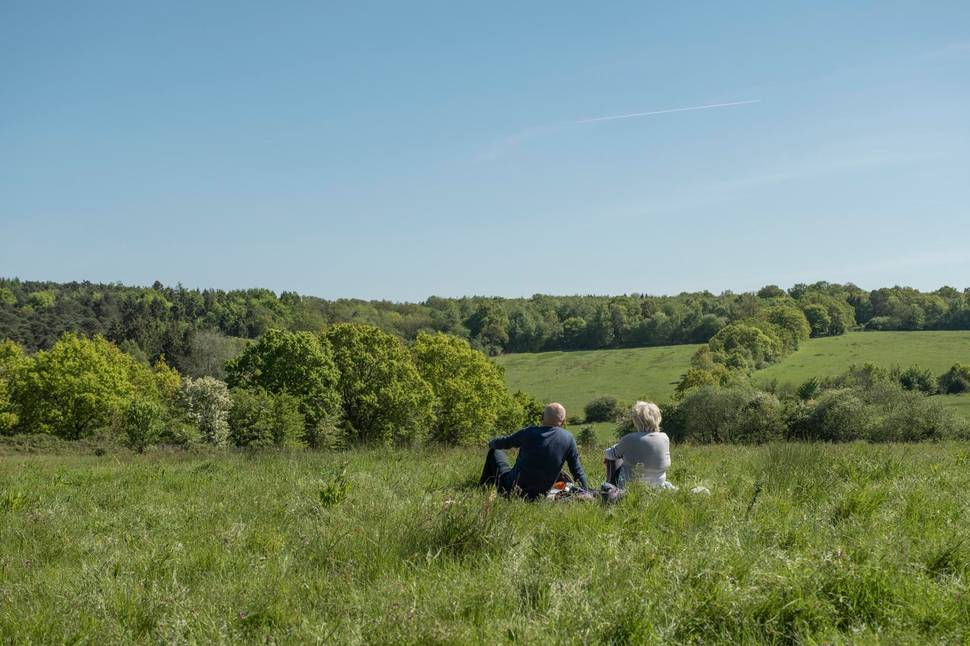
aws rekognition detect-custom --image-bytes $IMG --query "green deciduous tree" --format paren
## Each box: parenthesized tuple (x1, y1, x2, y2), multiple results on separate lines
(12, 334, 149, 439)
(802, 304, 832, 337)
(757, 306, 810, 353)
(411, 332, 511, 445)
(0, 340, 26, 433)
(708, 323, 782, 371)
(325, 323, 435, 446)
(225, 329, 341, 445)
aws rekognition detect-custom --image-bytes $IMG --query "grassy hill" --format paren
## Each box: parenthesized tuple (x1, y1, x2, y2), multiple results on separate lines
(494, 344, 701, 416)
(753, 331, 970, 386)
(498, 331, 970, 418)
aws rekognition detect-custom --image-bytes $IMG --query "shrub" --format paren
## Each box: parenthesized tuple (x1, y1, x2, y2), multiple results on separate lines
(666, 386, 785, 444)
(797, 377, 822, 401)
(584, 396, 622, 422)
(179, 377, 232, 446)
(831, 363, 894, 391)
(868, 389, 967, 442)
(228, 388, 305, 448)
(325, 323, 434, 446)
(318, 463, 350, 507)
(938, 364, 970, 394)
(789, 389, 873, 442)
(121, 399, 163, 452)
(411, 333, 511, 445)
(577, 426, 597, 448)
(864, 316, 893, 331)
(513, 390, 544, 427)
(898, 365, 936, 394)
(730, 392, 786, 444)
(225, 329, 341, 446)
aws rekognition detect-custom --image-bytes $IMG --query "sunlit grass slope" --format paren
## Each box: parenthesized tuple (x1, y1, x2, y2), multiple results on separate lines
(755, 331, 970, 417)
(498, 331, 970, 420)
(494, 344, 701, 414)
(754, 331, 970, 386)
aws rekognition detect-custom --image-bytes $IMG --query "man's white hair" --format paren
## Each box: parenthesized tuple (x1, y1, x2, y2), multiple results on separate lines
(542, 402, 566, 426)
(631, 401, 662, 433)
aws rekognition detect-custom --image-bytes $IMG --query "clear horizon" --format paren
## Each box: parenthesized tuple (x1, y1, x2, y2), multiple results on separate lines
(3, 2, 969, 301)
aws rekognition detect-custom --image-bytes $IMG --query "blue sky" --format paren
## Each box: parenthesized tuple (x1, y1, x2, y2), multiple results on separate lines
(2, 1, 968, 301)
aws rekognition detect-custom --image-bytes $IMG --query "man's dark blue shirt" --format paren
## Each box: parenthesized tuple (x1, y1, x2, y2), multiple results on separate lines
(488, 425, 589, 497)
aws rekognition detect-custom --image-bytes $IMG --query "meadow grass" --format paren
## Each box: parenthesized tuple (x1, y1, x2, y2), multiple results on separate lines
(1, 442, 968, 644)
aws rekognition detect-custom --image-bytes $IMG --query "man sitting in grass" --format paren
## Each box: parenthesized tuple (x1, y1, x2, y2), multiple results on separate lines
(479, 402, 590, 499)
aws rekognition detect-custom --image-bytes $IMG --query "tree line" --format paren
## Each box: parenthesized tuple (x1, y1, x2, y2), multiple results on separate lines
(0, 326, 542, 451)
(3, 279, 970, 368)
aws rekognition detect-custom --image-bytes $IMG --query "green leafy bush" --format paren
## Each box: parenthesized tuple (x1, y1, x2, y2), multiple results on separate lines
(938, 364, 970, 394)
(318, 463, 350, 508)
(788, 389, 873, 442)
(898, 365, 936, 394)
(797, 377, 822, 401)
(577, 426, 597, 448)
(121, 399, 163, 452)
(868, 389, 968, 442)
(664, 386, 785, 444)
(708, 323, 783, 370)
(228, 388, 305, 448)
(584, 396, 622, 422)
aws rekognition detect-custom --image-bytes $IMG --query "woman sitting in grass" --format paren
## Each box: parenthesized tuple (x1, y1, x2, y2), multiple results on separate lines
(604, 401, 676, 490)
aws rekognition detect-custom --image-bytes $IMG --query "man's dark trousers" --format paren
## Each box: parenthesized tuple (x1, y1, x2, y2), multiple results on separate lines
(479, 448, 515, 493)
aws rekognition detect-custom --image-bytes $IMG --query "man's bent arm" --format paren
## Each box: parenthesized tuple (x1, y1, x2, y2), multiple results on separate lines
(489, 428, 525, 450)
(566, 439, 590, 490)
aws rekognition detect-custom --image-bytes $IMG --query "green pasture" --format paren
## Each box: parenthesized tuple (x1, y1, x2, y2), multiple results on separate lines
(498, 331, 970, 419)
(1, 444, 968, 643)
(754, 331, 970, 386)
(494, 344, 701, 415)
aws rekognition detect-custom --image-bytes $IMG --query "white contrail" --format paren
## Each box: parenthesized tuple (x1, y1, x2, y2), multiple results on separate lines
(575, 99, 761, 124)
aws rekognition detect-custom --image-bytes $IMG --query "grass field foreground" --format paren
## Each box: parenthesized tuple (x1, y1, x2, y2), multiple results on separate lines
(1, 444, 968, 643)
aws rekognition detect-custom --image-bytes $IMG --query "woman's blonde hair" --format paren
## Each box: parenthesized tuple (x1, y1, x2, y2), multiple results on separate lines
(631, 401, 662, 433)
